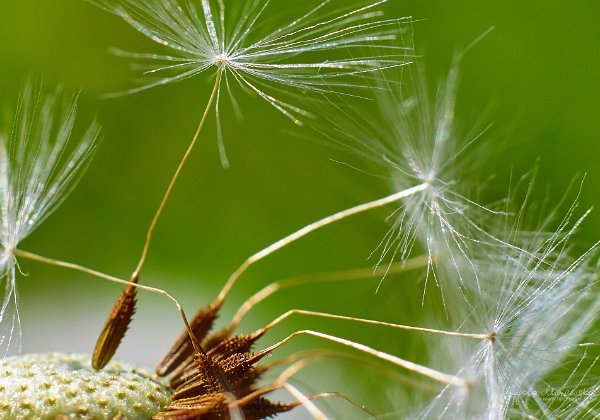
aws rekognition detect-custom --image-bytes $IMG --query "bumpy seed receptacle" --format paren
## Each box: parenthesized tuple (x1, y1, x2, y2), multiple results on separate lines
(0, 353, 172, 419)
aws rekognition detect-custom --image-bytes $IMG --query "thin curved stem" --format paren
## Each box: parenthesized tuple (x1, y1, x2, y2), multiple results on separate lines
(132, 71, 223, 281)
(13, 248, 202, 353)
(272, 351, 440, 394)
(236, 382, 377, 419)
(223, 392, 245, 420)
(259, 330, 470, 388)
(217, 183, 429, 302)
(226, 256, 428, 334)
(263, 309, 490, 341)
(238, 383, 327, 420)
(274, 355, 354, 385)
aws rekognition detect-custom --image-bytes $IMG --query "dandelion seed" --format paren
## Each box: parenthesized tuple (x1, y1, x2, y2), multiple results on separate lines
(93, 0, 410, 137)
(321, 56, 515, 303)
(92, 0, 411, 254)
(0, 82, 100, 357)
(419, 202, 600, 418)
(88, 2, 412, 364)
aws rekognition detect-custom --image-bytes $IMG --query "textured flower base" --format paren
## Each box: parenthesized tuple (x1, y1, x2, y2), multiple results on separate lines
(0, 353, 172, 419)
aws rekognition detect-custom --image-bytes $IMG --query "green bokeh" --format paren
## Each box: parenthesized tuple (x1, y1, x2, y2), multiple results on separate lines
(0, 0, 598, 416)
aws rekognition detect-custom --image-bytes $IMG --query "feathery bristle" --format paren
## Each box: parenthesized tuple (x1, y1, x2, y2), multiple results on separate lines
(0, 82, 99, 357)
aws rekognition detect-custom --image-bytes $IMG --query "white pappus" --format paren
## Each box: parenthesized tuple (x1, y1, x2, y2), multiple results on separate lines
(0, 83, 100, 357)
(418, 198, 600, 419)
(92, 0, 412, 165)
(320, 56, 511, 302)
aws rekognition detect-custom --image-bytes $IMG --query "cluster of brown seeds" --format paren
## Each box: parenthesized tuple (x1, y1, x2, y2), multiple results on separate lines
(90, 259, 436, 419)
(153, 302, 299, 419)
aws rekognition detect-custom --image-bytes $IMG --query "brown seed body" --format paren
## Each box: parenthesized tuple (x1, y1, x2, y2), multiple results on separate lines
(155, 395, 296, 420)
(154, 303, 297, 419)
(157, 302, 223, 376)
(92, 284, 137, 370)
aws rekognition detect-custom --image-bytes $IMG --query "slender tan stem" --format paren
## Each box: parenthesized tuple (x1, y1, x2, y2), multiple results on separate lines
(239, 383, 327, 420)
(262, 349, 348, 372)
(13, 248, 202, 353)
(260, 330, 470, 388)
(217, 183, 430, 302)
(226, 256, 428, 333)
(312, 392, 379, 419)
(233, 383, 287, 407)
(264, 309, 489, 341)
(132, 71, 223, 281)
(283, 384, 379, 419)
(223, 392, 245, 420)
(275, 357, 343, 385)
(282, 383, 329, 420)
(272, 350, 440, 394)
(234, 381, 376, 418)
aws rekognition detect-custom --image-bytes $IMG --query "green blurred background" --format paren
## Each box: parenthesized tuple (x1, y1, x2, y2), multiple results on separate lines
(0, 0, 598, 416)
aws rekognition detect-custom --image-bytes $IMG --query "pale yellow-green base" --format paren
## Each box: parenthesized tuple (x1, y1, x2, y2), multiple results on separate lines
(0, 353, 172, 419)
